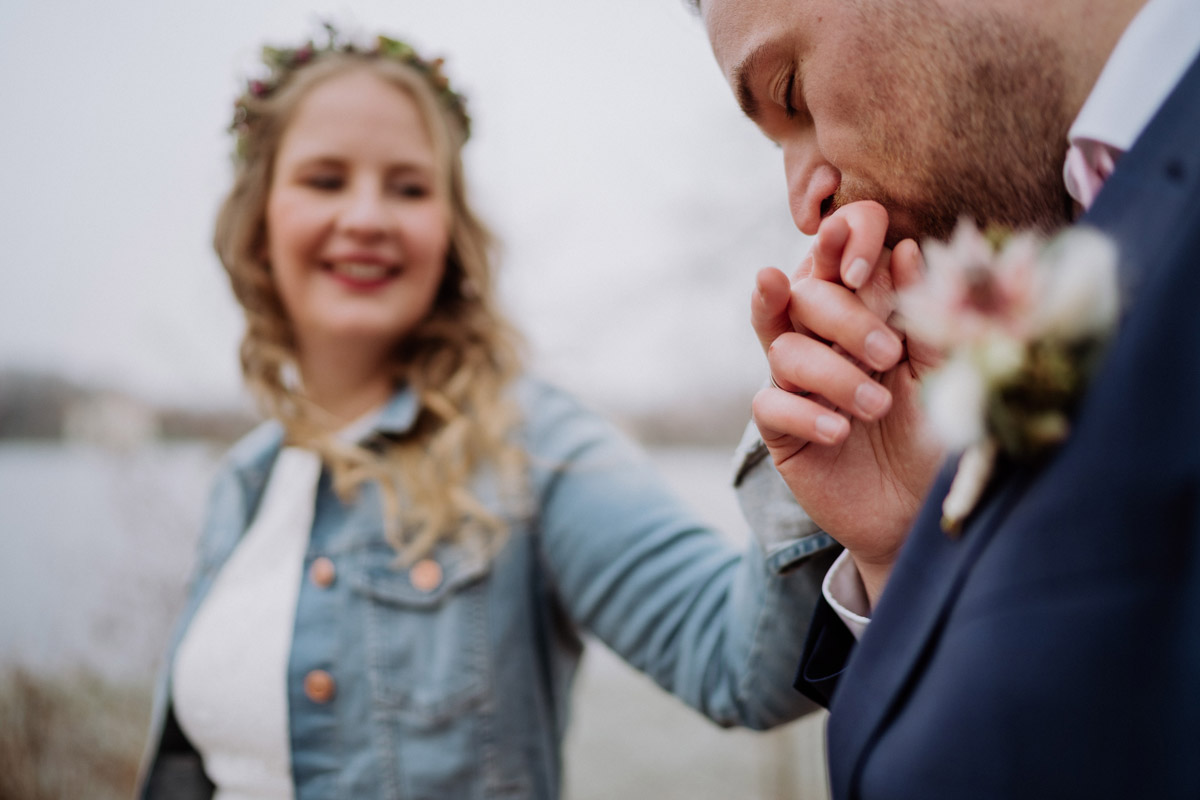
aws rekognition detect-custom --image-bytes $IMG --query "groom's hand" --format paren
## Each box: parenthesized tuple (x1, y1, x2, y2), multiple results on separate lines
(750, 202, 944, 606)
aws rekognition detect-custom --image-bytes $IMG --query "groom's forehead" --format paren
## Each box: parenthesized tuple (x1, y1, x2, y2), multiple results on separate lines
(702, 0, 868, 54)
(704, 0, 863, 89)
(703, 0, 799, 60)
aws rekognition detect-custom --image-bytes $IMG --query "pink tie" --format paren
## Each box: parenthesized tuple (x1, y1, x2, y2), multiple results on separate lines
(1063, 138, 1120, 211)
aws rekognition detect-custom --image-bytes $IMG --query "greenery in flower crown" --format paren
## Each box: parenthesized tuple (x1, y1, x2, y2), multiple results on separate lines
(230, 23, 471, 159)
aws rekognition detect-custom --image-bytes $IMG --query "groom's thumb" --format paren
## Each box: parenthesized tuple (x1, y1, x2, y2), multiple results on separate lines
(891, 239, 943, 373)
(890, 238, 925, 291)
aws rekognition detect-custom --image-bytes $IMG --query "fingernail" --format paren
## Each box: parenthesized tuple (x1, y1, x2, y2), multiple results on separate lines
(845, 257, 871, 288)
(865, 329, 901, 369)
(815, 414, 848, 444)
(855, 382, 891, 419)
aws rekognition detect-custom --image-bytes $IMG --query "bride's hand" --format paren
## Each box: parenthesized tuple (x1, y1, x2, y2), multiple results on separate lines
(750, 201, 945, 606)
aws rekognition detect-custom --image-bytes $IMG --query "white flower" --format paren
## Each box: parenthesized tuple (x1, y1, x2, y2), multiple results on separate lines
(899, 219, 1040, 349)
(941, 439, 998, 535)
(898, 220, 1121, 534)
(973, 333, 1026, 383)
(1030, 227, 1120, 340)
(924, 352, 987, 452)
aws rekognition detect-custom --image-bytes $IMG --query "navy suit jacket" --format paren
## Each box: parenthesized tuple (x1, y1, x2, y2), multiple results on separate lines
(796, 53, 1200, 799)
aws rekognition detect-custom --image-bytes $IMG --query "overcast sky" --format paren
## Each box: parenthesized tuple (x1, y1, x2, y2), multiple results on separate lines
(0, 0, 809, 417)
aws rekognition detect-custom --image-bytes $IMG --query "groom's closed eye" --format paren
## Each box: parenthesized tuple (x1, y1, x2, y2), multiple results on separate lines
(733, 43, 798, 121)
(781, 71, 800, 119)
(774, 63, 810, 123)
(733, 47, 812, 142)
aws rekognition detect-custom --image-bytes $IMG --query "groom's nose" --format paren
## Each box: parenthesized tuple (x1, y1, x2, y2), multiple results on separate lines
(783, 139, 840, 236)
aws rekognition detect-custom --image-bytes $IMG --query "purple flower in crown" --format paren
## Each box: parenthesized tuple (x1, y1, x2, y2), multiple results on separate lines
(228, 25, 474, 161)
(293, 44, 314, 66)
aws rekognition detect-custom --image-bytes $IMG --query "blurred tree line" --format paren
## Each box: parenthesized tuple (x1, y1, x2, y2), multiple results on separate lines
(0, 368, 256, 443)
(0, 367, 755, 446)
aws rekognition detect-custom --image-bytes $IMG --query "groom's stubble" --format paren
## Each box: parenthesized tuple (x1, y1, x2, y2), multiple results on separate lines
(829, 0, 1077, 245)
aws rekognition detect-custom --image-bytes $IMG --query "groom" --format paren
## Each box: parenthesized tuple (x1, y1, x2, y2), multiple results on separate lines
(696, 0, 1200, 796)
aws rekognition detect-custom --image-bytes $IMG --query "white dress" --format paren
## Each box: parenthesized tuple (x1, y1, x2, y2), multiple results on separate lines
(172, 446, 322, 800)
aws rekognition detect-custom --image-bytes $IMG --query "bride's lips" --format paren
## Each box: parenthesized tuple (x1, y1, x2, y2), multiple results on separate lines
(322, 256, 402, 289)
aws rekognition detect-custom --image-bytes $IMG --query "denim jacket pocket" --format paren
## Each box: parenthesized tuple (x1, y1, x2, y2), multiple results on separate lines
(349, 544, 491, 727)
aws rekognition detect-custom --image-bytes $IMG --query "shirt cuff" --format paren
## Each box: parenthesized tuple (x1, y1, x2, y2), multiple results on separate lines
(822, 549, 871, 640)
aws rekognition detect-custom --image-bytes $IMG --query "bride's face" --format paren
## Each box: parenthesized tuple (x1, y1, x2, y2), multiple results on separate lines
(265, 68, 451, 359)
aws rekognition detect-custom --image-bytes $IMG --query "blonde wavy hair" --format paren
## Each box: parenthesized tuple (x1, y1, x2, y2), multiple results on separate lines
(214, 47, 526, 563)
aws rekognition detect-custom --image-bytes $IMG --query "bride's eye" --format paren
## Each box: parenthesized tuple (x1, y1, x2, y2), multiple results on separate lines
(305, 173, 343, 191)
(389, 179, 430, 199)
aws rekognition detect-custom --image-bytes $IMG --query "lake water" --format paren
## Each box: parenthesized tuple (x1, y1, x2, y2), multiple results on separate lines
(1, 442, 223, 682)
(0, 442, 829, 799)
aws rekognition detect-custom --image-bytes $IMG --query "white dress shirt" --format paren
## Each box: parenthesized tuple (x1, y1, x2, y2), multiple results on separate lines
(828, 0, 1200, 637)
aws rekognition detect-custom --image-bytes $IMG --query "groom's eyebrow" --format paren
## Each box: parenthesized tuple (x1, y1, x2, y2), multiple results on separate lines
(733, 46, 769, 119)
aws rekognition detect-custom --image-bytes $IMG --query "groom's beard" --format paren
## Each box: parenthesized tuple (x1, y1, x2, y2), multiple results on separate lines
(834, 1, 1077, 246)
(832, 151, 1075, 249)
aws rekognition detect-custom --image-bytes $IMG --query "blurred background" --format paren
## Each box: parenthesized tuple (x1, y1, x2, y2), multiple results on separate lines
(0, 0, 827, 797)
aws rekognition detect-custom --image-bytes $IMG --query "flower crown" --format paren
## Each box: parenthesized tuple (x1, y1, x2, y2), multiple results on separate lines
(230, 24, 472, 159)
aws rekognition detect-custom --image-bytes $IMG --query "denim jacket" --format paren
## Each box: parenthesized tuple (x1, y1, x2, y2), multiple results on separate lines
(139, 377, 836, 799)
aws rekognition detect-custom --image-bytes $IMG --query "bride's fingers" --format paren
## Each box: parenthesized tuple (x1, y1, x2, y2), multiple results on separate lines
(808, 214, 850, 282)
(836, 201, 889, 289)
(808, 201, 889, 289)
(768, 332, 893, 423)
(751, 267, 797, 357)
(753, 385, 851, 449)
(789, 278, 903, 373)
(890, 239, 944, 372)
(855, 248, 898, 329)
(890, 238, 925, 291)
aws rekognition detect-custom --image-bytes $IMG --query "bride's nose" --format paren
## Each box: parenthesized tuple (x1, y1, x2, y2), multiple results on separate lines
(339, 183, 389, 237)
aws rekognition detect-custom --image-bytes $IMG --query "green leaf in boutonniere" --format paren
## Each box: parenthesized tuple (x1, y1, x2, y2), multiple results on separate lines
(897, 220, 1120, 535)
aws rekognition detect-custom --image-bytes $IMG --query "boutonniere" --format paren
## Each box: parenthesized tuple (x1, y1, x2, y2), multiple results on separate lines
(897, 220, 1121, 535)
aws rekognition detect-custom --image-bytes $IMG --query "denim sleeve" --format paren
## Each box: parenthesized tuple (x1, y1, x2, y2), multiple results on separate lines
(524, 381, 839, 729)
(730, 420, 840, 571)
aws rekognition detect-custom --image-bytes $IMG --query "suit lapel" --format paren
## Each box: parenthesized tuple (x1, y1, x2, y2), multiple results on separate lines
(825, 462, 1031, 799)
(827, 50, 1200, 800)
(1083, 50, 1200, 290)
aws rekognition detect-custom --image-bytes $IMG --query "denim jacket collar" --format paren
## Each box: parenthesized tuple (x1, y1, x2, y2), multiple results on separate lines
(220, 385, 420, 531)
(373, 384, 420, 436)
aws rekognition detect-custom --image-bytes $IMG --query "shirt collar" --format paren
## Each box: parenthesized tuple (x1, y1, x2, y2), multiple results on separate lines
(1068, 0, 1200, 153)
